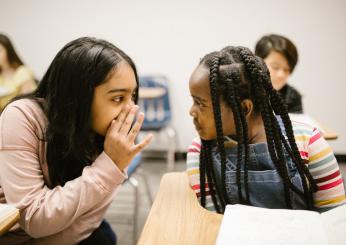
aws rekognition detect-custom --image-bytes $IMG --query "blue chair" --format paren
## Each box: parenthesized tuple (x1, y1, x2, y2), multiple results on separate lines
(127, 153, 152, 244)
(138, 75, 177, 170)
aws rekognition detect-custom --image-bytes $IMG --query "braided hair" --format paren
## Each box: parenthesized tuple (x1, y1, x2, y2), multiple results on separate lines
(198, 46, 317, 213)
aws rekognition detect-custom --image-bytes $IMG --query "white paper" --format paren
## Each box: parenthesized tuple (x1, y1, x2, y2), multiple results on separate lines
(321, 205, 346, 245)
(216, 204, 329, 245)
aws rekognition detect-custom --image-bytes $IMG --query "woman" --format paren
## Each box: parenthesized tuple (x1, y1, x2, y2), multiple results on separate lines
(0, 33, 36, 112)
(0, 37, 152, 244)
(255, 34, 303, 113)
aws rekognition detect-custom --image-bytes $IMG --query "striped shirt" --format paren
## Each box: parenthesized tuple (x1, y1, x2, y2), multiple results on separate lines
(186, 120, 346, 212)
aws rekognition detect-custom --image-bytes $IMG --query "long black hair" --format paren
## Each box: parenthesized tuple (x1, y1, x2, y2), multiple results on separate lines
(13, 37, 139, 187)
(0, 33, 24, 73)
(198, 46, 317, 213)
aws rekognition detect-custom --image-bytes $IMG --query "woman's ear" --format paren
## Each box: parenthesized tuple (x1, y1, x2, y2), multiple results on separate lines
(241, 99, 254, 117)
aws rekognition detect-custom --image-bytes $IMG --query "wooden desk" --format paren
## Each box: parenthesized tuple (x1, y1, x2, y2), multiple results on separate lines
(138, 172, 223, 245)
(0, 204, 20, 236)
(289, 114, 338, 140)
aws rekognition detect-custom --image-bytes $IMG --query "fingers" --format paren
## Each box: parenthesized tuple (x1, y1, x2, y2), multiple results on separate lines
(127, 112, 145, 142)
(105, 119, 116, 138)
(132, 134, 153, 154)
(112, 104, 131, 132)
(103, 105, 153, 170)
(106, 104, 150, 152)
(119, 105, 139, 135)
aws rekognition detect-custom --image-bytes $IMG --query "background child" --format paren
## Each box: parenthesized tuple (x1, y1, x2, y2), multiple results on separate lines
(187, 46, 345, 214)
(255, 34, 303, 113)
(0, 33, 37, 112)
(0, 37, 152, 244)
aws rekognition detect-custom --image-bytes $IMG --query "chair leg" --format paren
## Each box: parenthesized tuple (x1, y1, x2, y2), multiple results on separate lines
(137, 167, 153, 205)
(165, 126, 176, 171)
(129, 177, 139, 245)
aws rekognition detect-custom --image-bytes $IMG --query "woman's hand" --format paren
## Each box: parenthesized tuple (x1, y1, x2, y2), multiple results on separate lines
(104, 105, 153, 171)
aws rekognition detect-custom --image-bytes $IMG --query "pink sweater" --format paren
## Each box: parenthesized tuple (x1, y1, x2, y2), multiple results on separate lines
(0, 99, 127, 244)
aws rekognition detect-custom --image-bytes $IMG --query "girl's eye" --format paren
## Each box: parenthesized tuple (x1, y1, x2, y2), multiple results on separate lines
(194, 100, 204, 108)
(113, 96, 124, 103)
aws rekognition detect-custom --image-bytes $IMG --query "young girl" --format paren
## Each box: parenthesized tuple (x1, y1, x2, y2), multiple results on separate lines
(255, 34, 303, 113)
(0, 33, 37, 112)
(187, 46, 345, 214)
(0, 37, 152, 244)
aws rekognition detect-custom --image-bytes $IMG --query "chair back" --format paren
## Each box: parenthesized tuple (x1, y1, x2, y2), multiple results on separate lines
(138, 76, 172, 130)
(127, 153, 142, 176)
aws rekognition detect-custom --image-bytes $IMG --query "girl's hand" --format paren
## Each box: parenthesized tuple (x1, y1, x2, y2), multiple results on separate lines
(104, 105, 153, 171)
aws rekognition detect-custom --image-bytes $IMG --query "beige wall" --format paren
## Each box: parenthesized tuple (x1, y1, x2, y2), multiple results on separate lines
(1, 0, 345, 153)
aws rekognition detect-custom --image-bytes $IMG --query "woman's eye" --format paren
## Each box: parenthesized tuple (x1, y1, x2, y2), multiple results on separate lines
(270, 65, 279, 70)
(113, 96, 124, 103)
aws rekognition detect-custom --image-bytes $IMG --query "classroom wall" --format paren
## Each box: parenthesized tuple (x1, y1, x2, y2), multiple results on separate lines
(1, 0, 345, 154)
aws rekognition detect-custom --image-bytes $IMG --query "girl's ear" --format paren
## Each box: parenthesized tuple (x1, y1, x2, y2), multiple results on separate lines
(241, 99, 254, 117)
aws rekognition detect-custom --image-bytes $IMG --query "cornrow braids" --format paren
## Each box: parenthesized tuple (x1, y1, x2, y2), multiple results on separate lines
(229, 82, 244, 204)
(230, 70, 250, 204)
(261, 71, 317, 208)
(236, 101, 250, 204)
(204, 140, 223, 213)
(255, 56, 316, 208)
(224, 75, 248, 204)
(238, 47, 295, 207)
(209, 55, 230, 211)
(254, 80, 293, 207)
(238, 47, 316, 209)
(197, 45, 317, 213)
(199, 140, 207, 208)
(197, 53, 226, 211)
(200, 139, 224, 213)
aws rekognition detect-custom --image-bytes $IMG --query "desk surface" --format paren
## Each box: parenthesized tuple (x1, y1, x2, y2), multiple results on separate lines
(289, 113, 338, 140)
(138, 172, 223, 245)
(0, 204, 20, 236)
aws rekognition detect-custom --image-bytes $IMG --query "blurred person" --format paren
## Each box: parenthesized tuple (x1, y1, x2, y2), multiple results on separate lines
(0, 37, 152, 245)
(0, 33, 36, 112)
(255, 34, 302, 113)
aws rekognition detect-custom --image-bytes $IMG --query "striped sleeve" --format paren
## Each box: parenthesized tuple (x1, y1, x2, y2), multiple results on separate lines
(186, 138, 215, 211)
(294, 123, 346, 211)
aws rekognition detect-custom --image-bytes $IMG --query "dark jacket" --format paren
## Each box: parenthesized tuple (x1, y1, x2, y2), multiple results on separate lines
(278, 84, 303, 113)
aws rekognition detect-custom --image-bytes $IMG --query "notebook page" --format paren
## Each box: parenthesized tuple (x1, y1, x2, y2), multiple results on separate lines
(321, 204, 346, 245)
(216, 204, 329, 245)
